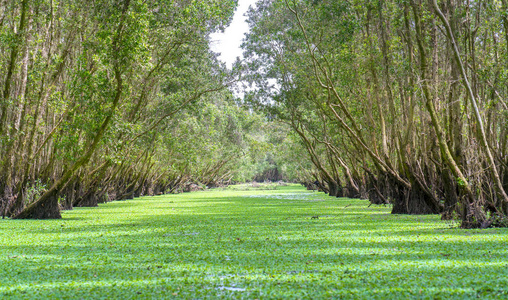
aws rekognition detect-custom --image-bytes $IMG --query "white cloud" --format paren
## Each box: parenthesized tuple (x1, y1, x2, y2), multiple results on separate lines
(210, 0, 258, 69)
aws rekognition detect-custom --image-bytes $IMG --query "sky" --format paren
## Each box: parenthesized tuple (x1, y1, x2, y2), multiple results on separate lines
(210, 0, 258, 69)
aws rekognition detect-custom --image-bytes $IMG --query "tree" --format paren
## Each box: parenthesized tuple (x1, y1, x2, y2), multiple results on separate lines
(242, 0, 508, 227)
(0, 0, 238, 219)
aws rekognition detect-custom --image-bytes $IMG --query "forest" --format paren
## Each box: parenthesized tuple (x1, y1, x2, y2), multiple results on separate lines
(0, 0, 299, 220)
(0, 0, 508, 230)
(2, 0, 508, 298)
(242, 0, 508, 228)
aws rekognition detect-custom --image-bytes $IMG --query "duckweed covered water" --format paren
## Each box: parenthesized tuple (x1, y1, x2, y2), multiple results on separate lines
(0, 184, 507, 299)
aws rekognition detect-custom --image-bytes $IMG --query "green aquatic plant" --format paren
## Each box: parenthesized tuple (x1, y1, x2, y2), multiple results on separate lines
(1, 185, 507, 299)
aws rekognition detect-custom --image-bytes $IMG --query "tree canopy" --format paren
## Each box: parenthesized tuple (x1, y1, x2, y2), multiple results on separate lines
(242, 0, 508, 228)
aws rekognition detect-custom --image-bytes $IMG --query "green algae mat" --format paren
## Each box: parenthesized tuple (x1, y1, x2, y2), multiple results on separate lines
(1, 184, 507, 299)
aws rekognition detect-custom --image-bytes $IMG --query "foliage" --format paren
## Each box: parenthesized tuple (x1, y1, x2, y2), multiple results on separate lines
(23, 180, 47, 206)
(0, 0, 242, 218)
(241, 0, 508, 226)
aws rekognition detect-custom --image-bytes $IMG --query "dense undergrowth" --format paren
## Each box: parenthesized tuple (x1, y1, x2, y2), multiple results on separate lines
(1, 184, 507, 299)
